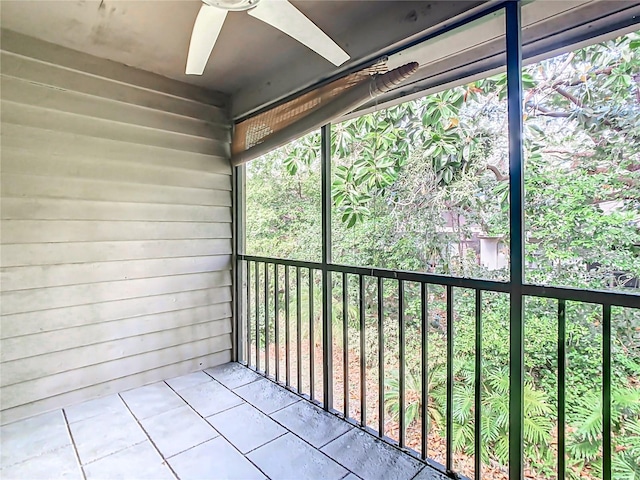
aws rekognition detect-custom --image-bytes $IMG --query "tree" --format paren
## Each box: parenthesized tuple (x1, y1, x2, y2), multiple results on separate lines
(246, 31, 640, 479)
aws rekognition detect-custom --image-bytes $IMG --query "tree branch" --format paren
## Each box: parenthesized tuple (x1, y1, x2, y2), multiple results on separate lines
(543, 149, 594, 157)
(552, 66, 616, 87)
(553, 85, 584, 107)
(486, 165, 508, 181)
(526, 103, 571, 118)
(536, 111, 572, 118)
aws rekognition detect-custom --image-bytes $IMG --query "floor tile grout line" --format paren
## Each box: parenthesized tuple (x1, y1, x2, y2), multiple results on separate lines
(263, 397, 303, 416)
(323, 428, 430, 480)
(338, 472, 359, 480)
(66, 402, 150, 466)
(232, 362, 432, 479)
(241, 431, 289, 455)
(61, 409, 87, 480)
(213, 370, 364, 478)
(209, 373, 304, 417)
(242, 361, 438, 472)
(165, 372, 214, 392)
(80, 440, 148, 467)
(224, 379, 350, 451)
(202, 367, 262, 390)
(118, 392, 180, 480)
(125, 401, 187, 423)
(267, 398, 352, 450)
(164, 436, 223, 461)
(317, 427, 353, 450)
(409, 465, 429, 480)
(206, 400, 246, 416)
(164, 380, 274, 480)
(2, 365, 434, 480)
(0, 441, 76, 470)
(171, 374, 251, 418)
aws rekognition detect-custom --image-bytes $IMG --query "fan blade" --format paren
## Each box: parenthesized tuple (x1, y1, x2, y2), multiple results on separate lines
(186, 4, 228, 75)
(248, 0, 349, 66)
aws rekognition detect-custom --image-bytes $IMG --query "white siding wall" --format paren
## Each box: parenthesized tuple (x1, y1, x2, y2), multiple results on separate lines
(0, 30, 233, 424)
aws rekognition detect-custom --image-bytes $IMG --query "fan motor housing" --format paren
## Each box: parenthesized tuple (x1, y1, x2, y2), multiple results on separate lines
(204, 0, 261, 11)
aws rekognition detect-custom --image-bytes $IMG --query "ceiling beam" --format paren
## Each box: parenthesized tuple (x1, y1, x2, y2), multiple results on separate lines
(230, 1, 486, 120)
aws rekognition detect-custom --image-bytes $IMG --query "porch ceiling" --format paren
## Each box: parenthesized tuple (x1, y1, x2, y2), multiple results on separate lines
(0, 0, 484, 118)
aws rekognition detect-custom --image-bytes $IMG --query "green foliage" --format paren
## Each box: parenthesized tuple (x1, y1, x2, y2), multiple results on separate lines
(383, 366, 445, 431)
(567, 387, 640, 478)
(264, 30, 640, 286)
(246, 31, 640, 479)
(613, 418, 640, 480)
(384, 364, 555, 469)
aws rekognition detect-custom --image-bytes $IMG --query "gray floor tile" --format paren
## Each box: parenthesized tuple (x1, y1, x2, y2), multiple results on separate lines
(248, 433, 348, 480)
(0, 444, 82, 480)
(0, 410, 71, 467)
(321, 429, 423, 480)
(64, 394, 128, 424)
(120, 382, 184, 420)
(233, 378, 299, 414)
(205, 362, 262, 389)
(84, 441, 174, 480)
(271, 400, 352, 447)
(69, 410, 146, 465)
(165, 372, 212, 392)
(141, 405, 218, 458)
(168, 437, 266, 480)
(177, 380, 243, 417)
(0, 372, 436, 480)
(411, 466, 449, 480)
(207, 403, 286, 453)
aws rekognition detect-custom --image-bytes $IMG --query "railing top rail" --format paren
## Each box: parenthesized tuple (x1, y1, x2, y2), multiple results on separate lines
(240, 254, 510, 292)
(523, 284, 639, 309)
(240, 254, 640, 308)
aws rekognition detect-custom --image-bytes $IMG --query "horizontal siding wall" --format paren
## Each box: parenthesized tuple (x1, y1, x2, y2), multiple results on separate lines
(0, 30, 233, 424)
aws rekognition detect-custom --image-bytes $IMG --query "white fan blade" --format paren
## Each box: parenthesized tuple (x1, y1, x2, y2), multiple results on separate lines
(248, 0, 349, 66)
(186, 4, 228, 75)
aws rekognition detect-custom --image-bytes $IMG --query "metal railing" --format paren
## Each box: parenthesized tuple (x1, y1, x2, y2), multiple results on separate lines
(236, 254, 638, 479)
(231, 4, 640, 479)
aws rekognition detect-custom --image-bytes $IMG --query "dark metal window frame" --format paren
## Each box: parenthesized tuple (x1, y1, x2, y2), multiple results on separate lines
(233, 3, 637, 479)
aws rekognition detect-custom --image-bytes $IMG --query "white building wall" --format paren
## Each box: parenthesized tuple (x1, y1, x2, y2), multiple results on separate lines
(0, 30, 234, 424)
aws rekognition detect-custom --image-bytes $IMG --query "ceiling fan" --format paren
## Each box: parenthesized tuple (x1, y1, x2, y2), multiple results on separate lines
(186, 0, 350, 75)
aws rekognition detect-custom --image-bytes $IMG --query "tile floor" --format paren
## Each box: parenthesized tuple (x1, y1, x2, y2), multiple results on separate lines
(0, 362, 447, 480)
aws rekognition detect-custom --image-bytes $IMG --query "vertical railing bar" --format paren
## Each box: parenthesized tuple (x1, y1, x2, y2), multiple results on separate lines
(285, 265, 291, 387)
(399, 280, 406, 448)
(421, 282, 429, 460)
(603, 303, 612, 480)
(506, 2, 525, 480)
(321, 123, 333, 411)
(297, 267, 303, 392)
(309, 268, 315, 401)
(246, 261, 252, 366)
(322, 269, 333, 410)
(275, 264, 280, 382)
(360, 274, 367, 427)
(378, 276, 385, 438)
(446, 284, 454, 474)
(255, 261, 260, 372)
(265, 262, 270, 377)
(557, 299, 566, 480)
(474, 289, 482, 480)
(343, 272, 349, 418)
